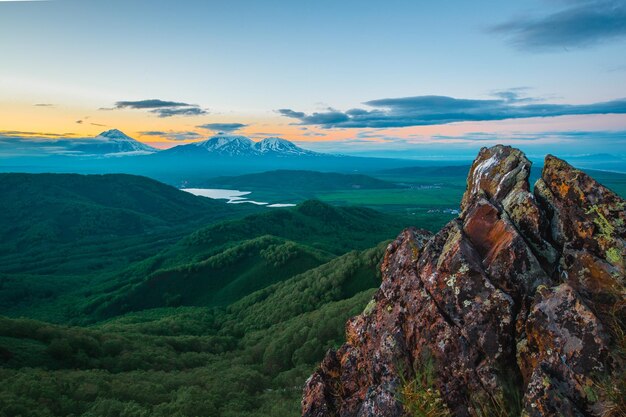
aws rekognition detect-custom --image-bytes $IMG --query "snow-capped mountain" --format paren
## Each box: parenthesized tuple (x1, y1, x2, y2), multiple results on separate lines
(71, 129, 158, 156)
(0, 129, 158, 158)
(193, 135, 256, 155)
(162, 135, 318, 157)
(254, 137, 315, 156)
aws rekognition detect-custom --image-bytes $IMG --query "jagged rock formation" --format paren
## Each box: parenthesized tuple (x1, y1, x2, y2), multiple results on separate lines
(302, 146, 625, 417)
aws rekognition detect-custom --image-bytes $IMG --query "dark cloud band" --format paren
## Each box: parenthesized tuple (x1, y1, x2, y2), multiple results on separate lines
(109, 99, 207, 118)
(492, 0, 626, 52)
(151, 107, 207, 117)
(196, 123, 248, 132)
(139, 130, 202, 141)
(277, 95, 626, 128)
(114, 99, 191, 109)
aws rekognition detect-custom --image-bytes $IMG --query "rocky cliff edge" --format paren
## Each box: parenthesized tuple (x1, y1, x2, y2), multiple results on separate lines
(302, 145, 625, 417)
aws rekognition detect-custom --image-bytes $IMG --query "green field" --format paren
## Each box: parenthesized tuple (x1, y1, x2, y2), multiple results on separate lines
(213, 167, 626, 224)
(201, 169, 470, 232)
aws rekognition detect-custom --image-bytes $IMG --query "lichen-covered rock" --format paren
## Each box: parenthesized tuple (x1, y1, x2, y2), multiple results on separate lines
(302, 146, 625, 417)
(461, 145, 531, 213)
(536, 155, 625, 317)
(502, 189, 559, 275)
(518, 284, 610, 416)
(522, 361, 588, 417)
(462, 198, 549, 301)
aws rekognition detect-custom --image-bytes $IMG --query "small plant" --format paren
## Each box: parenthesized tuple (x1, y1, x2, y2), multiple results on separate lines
(594, 299, 626, 417)
(470, 391, 519, 417)
(398, 355, 452, 417)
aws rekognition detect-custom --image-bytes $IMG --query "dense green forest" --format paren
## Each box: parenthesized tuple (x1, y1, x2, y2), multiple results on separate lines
(3, 170, 623, 416)
(0, 173, 257, 250)
(0, 245, 384, 417)
(0, 173, 412, 416)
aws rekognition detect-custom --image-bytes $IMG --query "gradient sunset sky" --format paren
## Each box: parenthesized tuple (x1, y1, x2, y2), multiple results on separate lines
(1, 0, 625, 158)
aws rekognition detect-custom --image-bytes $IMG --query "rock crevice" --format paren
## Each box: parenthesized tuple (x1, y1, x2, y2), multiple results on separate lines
(302, 145, 625, 417)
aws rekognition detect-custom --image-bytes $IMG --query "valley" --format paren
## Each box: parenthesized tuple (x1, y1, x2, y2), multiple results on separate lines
(0, 170, 410, 416)
(3, 1, 626, 415)
(1, 135, 625, 417)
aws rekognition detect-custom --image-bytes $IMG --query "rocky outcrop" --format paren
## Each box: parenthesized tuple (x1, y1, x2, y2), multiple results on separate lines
(302, 146, 625, 417)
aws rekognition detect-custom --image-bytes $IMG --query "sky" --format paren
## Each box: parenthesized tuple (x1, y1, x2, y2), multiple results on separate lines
(1, 0, 625, 158)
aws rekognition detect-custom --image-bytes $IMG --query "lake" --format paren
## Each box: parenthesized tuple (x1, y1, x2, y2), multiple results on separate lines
(182, 188, 296, 207)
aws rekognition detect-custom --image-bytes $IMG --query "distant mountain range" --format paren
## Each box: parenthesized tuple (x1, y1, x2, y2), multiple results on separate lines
(161, 134, 318, 157)
(0, 129, 417, 184)
(2, 130, 625, 183)
(0, 129, 319, 158)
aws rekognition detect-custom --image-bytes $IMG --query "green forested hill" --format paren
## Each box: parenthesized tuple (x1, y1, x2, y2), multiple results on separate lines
(83, 236, 334, 319)
(183, 199, 406, 255)
(0, 244, 386, 417)
(0, 180, 406, 324)
(0, 173, 411, 417)
(74, 200, 407, 321)
(0, 173, 252, 251)
(0, 173, 260, 322)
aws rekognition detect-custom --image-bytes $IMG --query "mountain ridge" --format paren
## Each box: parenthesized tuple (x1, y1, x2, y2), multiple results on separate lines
(0, 172, 250, 249)
(159, 134, 319, 157)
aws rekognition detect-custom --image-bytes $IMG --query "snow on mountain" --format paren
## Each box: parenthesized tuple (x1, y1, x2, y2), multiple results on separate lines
(162, 135, 318, 157)
(92, 129, 158, 154)
(0, 129, 157, 158)
(193, 135, 257, 155)
(254, 137, 315, 156)
(41, 129, 159, 157)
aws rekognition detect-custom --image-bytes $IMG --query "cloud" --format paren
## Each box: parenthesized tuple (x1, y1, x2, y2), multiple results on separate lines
(430, 130, 626, 144)
(139, 130, 202, 141)
(196, 122, 247, 132)
(491, 0, 626, 52)
(277, 108, 349, 125)
(250, 132, 284, 137)
(489, 87, 538, 103)
(113, 99, 191, 109)
(302, 131, 325, 137)
(277, 109, 305, 119)
(76, 120, 83, 124)
(294, 129, 626, 161)
(139, 131, 166, 136)
(150, 107, 207, 117)
(277, 94, 626, 128)
(33, 103, 54, 107)
(0, 130, 76, 138)
(106, 99, 207, 118)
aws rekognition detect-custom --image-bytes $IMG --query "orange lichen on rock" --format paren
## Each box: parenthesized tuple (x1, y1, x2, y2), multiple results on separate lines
(302, 145, 625, 417)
